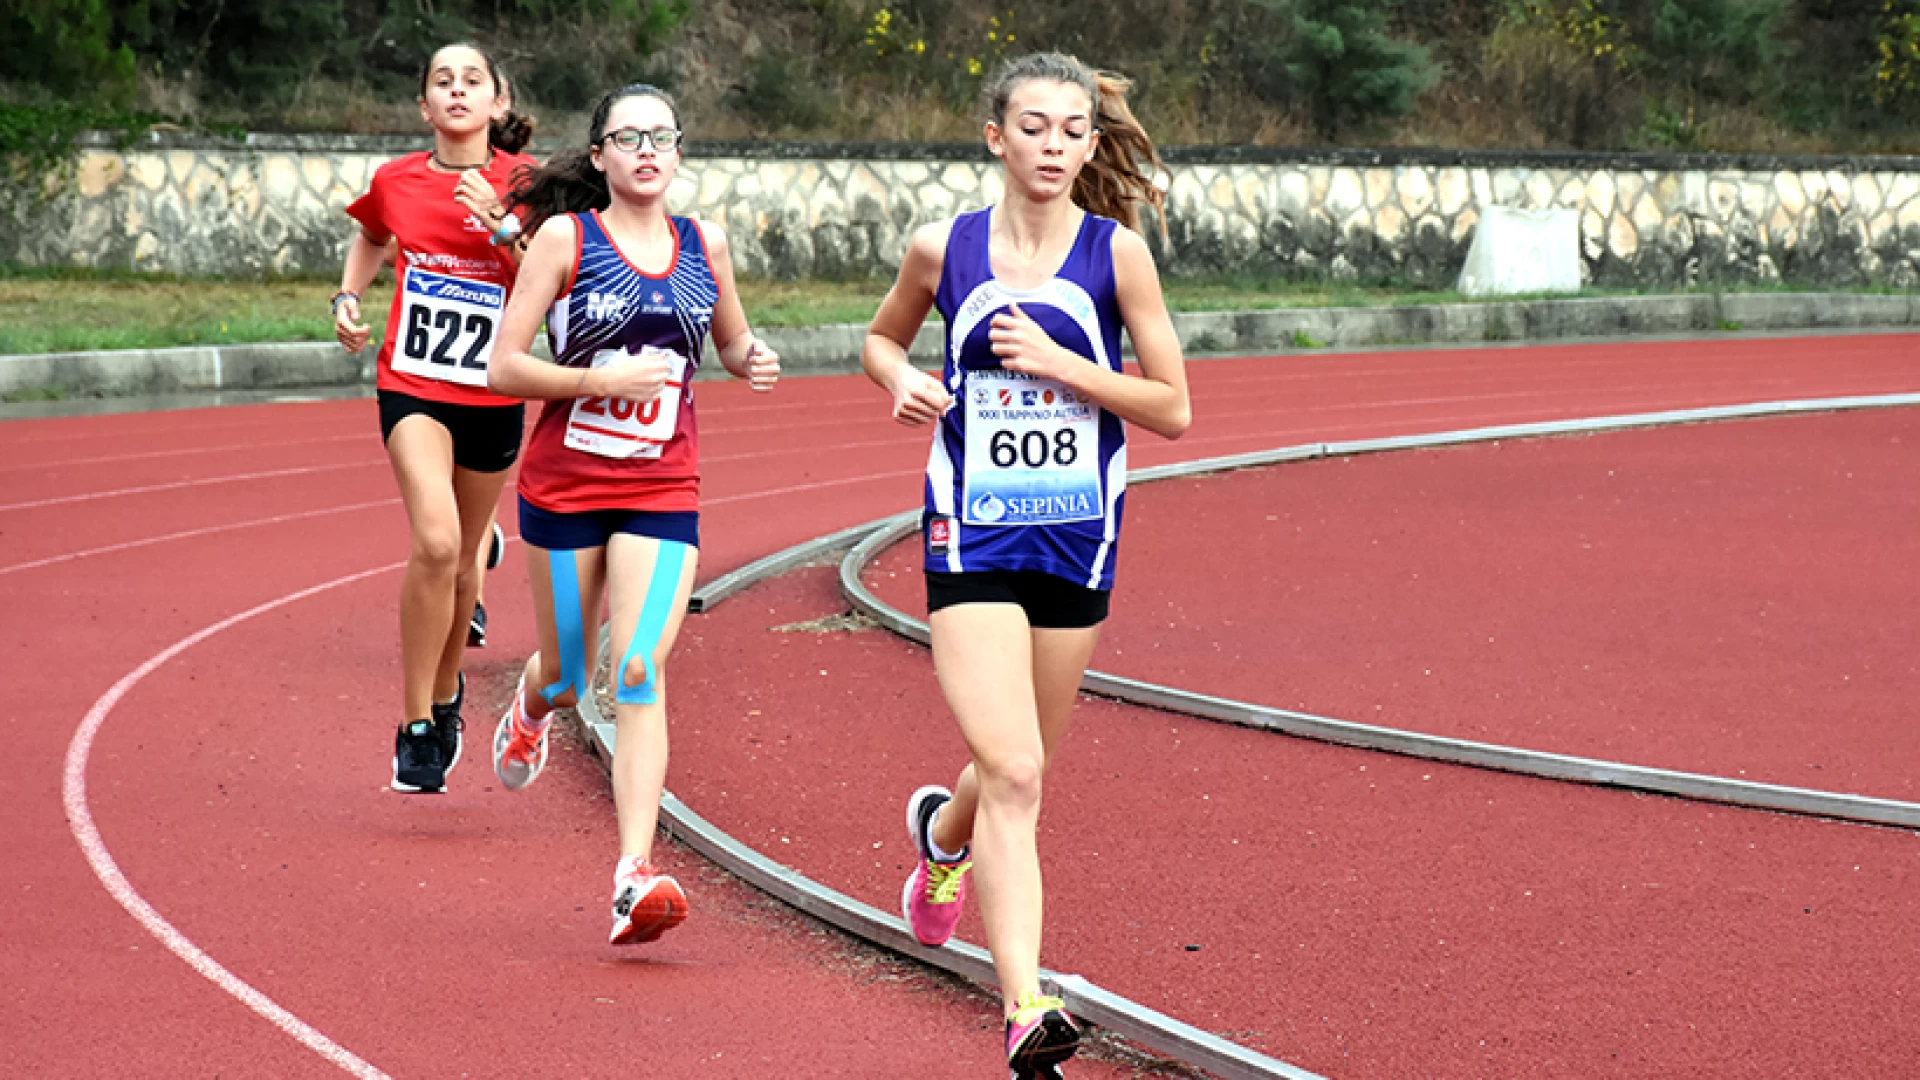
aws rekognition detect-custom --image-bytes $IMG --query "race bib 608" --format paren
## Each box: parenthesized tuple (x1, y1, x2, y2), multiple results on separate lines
(961, 370, 1101, 526)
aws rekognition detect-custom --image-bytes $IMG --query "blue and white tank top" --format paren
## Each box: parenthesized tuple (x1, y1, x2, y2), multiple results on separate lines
(923, 207, 1128, 590)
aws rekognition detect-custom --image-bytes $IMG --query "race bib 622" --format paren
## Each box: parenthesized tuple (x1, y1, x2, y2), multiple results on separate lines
(391, 268, 502, 388)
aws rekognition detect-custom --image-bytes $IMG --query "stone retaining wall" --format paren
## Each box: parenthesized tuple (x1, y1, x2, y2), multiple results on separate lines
(8, 133, 1920, 287)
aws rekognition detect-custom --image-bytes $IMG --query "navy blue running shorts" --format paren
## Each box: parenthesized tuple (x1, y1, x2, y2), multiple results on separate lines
(517, 496, 700, 551)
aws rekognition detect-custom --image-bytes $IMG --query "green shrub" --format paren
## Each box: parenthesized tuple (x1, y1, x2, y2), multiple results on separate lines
(1248, 0, 1440, 139)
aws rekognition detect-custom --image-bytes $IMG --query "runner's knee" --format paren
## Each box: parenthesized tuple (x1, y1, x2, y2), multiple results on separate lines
(977, 754, 1044, 809)
(411, 526, 462, 573)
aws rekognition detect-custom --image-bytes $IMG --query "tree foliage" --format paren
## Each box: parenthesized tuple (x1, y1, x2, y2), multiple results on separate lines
(0, 0, 1915, 150)
(1256, 0, 1441, 139)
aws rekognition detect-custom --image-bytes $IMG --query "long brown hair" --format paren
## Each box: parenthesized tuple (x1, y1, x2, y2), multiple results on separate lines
(984, 52, 1167, 238)
(509, 84, 681, 233)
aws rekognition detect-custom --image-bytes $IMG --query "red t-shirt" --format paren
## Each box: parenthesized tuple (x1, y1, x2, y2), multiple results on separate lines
(346, 150, 536, 407)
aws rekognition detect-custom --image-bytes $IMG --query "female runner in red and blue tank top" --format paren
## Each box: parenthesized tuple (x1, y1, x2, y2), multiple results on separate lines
(488, 84, 779, 946)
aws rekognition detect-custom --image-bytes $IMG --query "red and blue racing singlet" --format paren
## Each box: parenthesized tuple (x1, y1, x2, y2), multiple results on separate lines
(516, 211, 718, 514)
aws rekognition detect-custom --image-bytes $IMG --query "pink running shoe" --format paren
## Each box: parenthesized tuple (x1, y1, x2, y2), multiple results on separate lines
(609, 862, 689, 945)
(901, 785, 971, 946)
(1006, 991, 1080, 1079)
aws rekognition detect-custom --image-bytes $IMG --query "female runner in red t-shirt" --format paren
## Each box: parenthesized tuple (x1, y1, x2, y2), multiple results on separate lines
(332, 42, 537, 794)
(488, 84, 780, 944)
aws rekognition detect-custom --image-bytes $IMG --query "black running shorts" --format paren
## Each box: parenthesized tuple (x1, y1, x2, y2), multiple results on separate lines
(925, 569, 1110, 630)
(378, 389, 524, 474)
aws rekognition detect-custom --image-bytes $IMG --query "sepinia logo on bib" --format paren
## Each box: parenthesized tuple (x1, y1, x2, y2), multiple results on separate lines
(969, 493, 1007, 523)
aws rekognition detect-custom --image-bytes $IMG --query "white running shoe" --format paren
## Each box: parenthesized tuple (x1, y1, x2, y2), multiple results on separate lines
(492, 674, 549, 791)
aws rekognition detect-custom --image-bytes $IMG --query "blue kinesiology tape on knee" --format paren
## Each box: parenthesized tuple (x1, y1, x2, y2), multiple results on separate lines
(615, 541, 688, 706)
(542, 549, 589, 707)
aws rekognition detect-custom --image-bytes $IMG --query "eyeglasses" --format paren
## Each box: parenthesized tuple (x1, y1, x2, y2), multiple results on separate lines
(601, 126, 681, 153)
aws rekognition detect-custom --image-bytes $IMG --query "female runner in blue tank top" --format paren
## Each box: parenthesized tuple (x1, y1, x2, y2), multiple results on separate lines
(861, 52, 1191, 1079)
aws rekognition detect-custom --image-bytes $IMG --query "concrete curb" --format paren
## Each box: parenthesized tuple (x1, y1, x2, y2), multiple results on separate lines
(6, 292, 1914, 399)
(0, 341, 372, 398)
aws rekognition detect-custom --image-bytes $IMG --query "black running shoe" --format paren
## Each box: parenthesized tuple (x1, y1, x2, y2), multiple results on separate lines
(467, 600, 488, 648)
(392, 720, 447, 793)
(432, 672, 466, 777)
(487, 521, 505, 570)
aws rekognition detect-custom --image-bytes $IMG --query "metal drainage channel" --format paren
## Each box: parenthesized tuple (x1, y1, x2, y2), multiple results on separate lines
(567, 391, 1920, 1080)
(839, 392, 1920, 833)
(573, 518, 1323, 1080)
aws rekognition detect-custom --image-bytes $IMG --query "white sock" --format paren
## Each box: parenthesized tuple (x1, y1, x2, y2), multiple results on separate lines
(516, 690, 551, 734)
(928, 807, 969, 863)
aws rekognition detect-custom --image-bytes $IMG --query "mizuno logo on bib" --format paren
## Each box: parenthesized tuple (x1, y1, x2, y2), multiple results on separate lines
(564, 345, 687, 459)
(392, 267, 503, 387)
(962, 370, 1100, 526)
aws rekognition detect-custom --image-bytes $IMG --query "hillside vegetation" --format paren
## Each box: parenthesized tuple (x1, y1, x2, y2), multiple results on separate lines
(5, 1, 1920, 154)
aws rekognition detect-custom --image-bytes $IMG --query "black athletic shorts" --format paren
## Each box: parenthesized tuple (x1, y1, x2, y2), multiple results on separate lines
(925, 569, 1110, 630)
(377, 389, 524, 474)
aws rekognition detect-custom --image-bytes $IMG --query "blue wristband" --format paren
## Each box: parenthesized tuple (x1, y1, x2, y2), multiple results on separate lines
(490, 211, 522, 247)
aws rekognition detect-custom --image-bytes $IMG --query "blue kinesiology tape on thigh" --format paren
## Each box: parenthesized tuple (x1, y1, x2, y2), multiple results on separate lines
(542, 549, 589, 707)
(614, 541, 689, 706)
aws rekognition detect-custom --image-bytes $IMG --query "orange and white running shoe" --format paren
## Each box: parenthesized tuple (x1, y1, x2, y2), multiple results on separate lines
(491, 673, 548, 791)
(610, 862, 689, 945)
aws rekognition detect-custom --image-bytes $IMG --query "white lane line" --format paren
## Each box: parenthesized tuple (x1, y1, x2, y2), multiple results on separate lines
(64, 565, 402, 1080)
(0, 498, 399, 577)
(0, 433, 368, 474)
(0, 460, 386, 513)
(704, 468, 922, 506)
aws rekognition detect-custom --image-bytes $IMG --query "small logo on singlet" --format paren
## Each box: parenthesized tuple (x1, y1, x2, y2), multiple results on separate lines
(586, 292, 629, 321)
(969, 493, 1008, 523)
(929, 517, 952, 554)
(641, 289, 672, 315)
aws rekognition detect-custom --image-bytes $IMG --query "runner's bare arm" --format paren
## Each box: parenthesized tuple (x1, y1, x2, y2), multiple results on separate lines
(333, 227, 391, 354)
(490, 216, 670, 403)
(989, 227, 1190, 439)
(702, 221, 780, 392)
(863, 219, 953, 425)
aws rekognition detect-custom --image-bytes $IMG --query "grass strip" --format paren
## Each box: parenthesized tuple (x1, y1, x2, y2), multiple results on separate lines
(1, 265, 1908, 355)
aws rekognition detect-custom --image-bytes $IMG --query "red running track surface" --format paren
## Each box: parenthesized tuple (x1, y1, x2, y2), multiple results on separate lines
(5, 332, 1918, 1078)
(676, 562, 1920, 1079)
